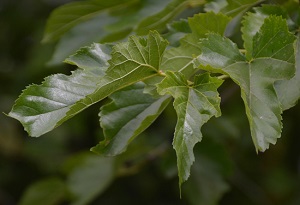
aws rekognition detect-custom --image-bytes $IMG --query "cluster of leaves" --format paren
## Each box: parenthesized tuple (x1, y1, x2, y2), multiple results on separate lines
(8, 0, 300, 203)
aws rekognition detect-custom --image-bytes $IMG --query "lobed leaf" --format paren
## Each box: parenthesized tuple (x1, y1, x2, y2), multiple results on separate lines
(157, 71, 223, 188)
(241, 7, 299, 109)
(9, 31, 168, 137)
(197, 16, 296, 152)
(91, 83, 171, 156)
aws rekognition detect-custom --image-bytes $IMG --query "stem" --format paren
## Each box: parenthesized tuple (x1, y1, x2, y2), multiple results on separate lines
(218, 74, 229, 80)
(158, 70, 166, 77)
(239, 49, 246, 54)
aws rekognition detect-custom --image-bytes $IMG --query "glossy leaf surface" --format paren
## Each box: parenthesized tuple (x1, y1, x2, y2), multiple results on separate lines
(9, 32, 168, 137)
(8, 44, 111, 137)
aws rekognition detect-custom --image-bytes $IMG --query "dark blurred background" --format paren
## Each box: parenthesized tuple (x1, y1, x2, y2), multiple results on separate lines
(1, 0, 300, 205)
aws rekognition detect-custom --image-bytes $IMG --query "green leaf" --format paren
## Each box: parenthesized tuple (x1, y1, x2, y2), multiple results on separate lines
(9, 31, 168, 137)
(164, 19, 191, 47)
(47, 0, 172, 65)
(197, 16, 296, 152)
(19, 178, 66, 205)
(275, 36, 300, 110)
(66, 153, 114, 205)
(205, 0, 263, 37)
(242, 12, 267, 60)
(205, 0, 263, 17)
(223, 0, 263, 17)
(47, 13, 117, 65)
(157, 71, 223, 188)
(64, 43, 112, 71)
(242, 5, 291, 59)
(161, 12, 231, 76)
(252, 16, 295, 62)
(8, 44, 111, 137)
(91, 83, 172, 156)
(136, 0, 203, 35)
(42, 0, 132, 43)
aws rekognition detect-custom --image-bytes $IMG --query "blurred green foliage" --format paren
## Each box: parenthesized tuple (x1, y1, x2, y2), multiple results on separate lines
(1, 0, 300, 205)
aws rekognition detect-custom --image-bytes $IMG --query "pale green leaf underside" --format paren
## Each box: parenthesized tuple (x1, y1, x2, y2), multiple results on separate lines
(161, 12, 231, 77)
(198, 16, 296, 151)
(275, 36, 300, 110)
(157, 71, 223, 187)
(241, 10, 299, 110)
(91, 83, 171, 156)
(9, 31, 168, 137)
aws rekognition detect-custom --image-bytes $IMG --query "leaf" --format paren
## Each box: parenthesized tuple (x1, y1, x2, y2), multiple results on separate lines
(91, 83, 172, 156)
(65, 43, 112, 71)
(275, 36, 300, 110)
(157, 71, 223, 188)
(42, 0, 132, 43)
(205, 0, 263, 17)
(205, 0, 263, 37)
(242, 5, 291, 59)
(9, 31, 168, 137)
(19, 178, 66, 205)
(46, 0, 173, 64)
(161, 12, 231, 77)
(8, 44, 111, 137)
(223, 0, 264, 17)
(136, 0, 203, 35)
(47, 13, 117, 65)
(197, 16, 296, 152)
(66, 153, 114, 205)
(164, 19, 191, 47)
